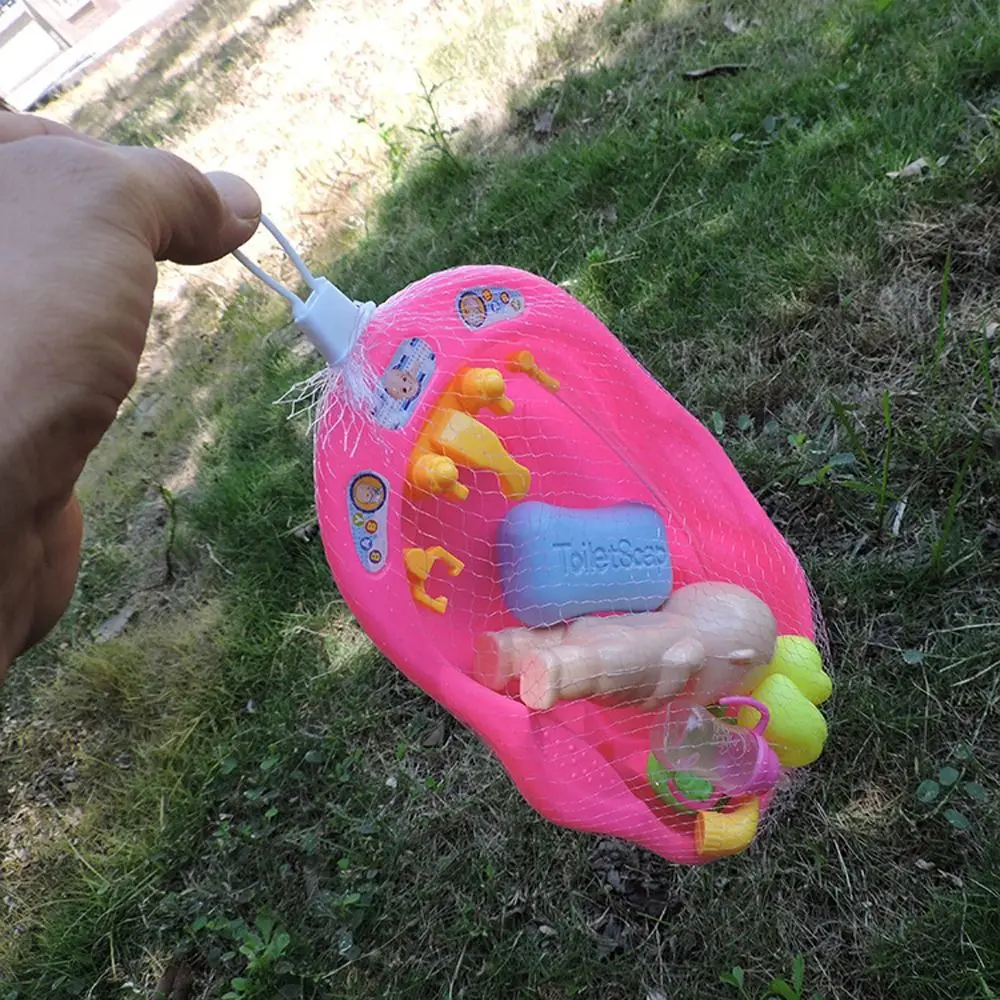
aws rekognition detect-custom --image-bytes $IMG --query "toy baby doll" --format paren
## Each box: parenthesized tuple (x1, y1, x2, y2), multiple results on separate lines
(473, 582, 777, 711)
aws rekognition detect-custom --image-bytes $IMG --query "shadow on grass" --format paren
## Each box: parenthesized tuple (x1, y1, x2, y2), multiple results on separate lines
(4, 0, 1000, 997)
(60, 0, 313, 145)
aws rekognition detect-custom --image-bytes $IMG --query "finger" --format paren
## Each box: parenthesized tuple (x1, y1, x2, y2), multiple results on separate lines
(0, 110, 103, 145)
(114, 145, 261, 264)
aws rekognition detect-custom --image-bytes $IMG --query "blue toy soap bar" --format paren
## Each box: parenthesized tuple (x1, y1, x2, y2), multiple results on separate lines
(497, 501, 672, 627)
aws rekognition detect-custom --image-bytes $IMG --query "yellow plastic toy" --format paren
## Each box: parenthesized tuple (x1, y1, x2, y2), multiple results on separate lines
(410, 453, 470, 501)
(408, 367, 531, 502)
(695, 798, 760, 858)
(751, 634, 832, 705)
(403, 546, 465, 614)
(451, 367, 516, 415)
(737, 671, 827, 767)
(508, 350, 560, 392)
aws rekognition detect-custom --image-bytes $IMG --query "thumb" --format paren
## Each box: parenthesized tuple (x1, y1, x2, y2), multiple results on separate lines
(112, 145, 261, 265)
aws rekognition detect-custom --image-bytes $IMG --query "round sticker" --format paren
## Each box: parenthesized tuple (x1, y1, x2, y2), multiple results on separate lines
(351, 473, 386, 513)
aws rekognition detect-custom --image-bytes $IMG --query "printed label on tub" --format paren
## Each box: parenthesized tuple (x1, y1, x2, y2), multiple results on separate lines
(456, 287, 525, 330)
(348, 471, 389, 573)
(372, 337, 436, 430)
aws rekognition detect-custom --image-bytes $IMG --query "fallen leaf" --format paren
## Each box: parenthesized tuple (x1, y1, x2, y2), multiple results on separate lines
(302, 865, 320, 901)
(421, 717, 447, 748)
(886, 157, 928, 179)
(594, 913, 628, 958)
(683, 64, 748, 81)
(723, 12, 747, 33)
(62, 806, 83, 828)
(533, 108, 555, 136)
(93, 602, 137, 643)
(626, 882, 683, 917)
(152, 962, 195, 1000)
(890, 497, 907, 537)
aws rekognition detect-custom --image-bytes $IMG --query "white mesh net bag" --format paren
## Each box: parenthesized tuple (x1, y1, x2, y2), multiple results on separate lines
(235, 219, 832, 864)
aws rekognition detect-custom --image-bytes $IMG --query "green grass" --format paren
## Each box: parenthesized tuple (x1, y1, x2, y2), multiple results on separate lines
(3, 0, 1000, 997)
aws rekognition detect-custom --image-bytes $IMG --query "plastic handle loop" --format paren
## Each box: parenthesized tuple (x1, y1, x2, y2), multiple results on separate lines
(232, 214, 375, 368)
(233, 213, 318, 304)
(717, 694, 771, 736)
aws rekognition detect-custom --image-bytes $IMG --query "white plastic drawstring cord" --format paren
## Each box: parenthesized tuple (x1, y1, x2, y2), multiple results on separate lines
(233, 213, 375, 368)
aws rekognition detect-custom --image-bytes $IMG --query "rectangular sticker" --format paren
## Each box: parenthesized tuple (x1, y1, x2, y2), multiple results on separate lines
(371, 337, 436, 431)
(348, 471, 389, 573)
(456, 287, 525, 330)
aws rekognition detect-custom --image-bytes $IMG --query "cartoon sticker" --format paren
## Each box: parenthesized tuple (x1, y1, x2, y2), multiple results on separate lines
(456, 287, 525, 330)
(372, 337, 436, 430)
(351, 473, 387, 513)
(348, 471, 389, 573)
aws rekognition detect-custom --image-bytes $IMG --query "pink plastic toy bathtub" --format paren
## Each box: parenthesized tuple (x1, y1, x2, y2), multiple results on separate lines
(313, 263, 816, 865)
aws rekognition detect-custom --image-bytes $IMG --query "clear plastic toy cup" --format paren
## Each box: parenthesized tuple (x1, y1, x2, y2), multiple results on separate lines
(651, 696, 781, 810)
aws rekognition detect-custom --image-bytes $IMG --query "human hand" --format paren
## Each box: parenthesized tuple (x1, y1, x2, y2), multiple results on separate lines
(0, 112, 261, 676)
